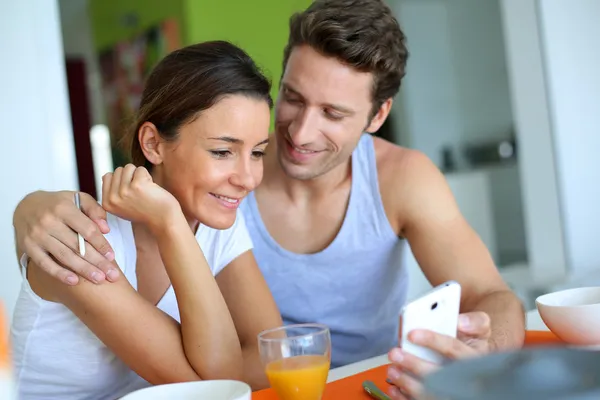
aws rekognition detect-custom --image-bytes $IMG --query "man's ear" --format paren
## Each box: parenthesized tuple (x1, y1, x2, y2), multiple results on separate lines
(365, 98, 393, 133)
(138, 122, 164, 166)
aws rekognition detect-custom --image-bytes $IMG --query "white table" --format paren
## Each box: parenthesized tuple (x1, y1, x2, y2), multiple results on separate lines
(327, 308, 548, 382)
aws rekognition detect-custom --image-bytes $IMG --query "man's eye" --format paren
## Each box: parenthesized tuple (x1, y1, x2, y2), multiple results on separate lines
(324, 109, 344, 120)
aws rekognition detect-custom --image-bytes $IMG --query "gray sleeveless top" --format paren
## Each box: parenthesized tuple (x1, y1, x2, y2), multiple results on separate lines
(241, 134, 408, 367)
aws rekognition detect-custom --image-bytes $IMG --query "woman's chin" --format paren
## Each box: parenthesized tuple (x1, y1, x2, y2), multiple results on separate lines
(195, 211, 238, 231)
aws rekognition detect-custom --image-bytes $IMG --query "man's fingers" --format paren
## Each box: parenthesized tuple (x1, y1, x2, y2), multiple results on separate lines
(47, 222, 119, 283)
(26, 243, 79, 286)
(39, 218, 117, 283)
(42, 236, 107, 284)
(59, 199, 115, 262)
(81, 241, 120, 282)
(66, 213, 114, 262)
(458, 312, 491, 337)
(409, 330, 477, 360)
(388, 347, 438, 378)
(388, 385, 410, 400)
(78, 192, 109, 233)
(387, 365, 422, 400)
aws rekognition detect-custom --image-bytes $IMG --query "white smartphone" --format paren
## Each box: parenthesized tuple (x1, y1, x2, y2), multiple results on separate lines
(400, 280, 461, 364)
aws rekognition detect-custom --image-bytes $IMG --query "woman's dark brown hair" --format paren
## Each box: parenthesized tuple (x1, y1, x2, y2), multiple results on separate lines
(125, 40, 273, 169)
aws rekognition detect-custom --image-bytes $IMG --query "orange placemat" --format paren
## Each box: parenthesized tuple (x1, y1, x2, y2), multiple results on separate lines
(523, 329, 564, 346)
(252, 364, 390, 400)
(252, 330, 564, 399)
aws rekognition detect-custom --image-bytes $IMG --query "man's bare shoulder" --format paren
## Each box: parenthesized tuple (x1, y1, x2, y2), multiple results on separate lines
(372, 136, 440, 185)
(372, 136, 453, 229)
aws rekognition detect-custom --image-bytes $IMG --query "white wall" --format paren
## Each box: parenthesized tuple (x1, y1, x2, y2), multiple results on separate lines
(537, 0, 600, 274)
(391, 0, 462, 164)
(388, 0, 527, 268)
(390, 0, 514, 167)
(0, 0, 79, 319)
(499, 0, 600, 282)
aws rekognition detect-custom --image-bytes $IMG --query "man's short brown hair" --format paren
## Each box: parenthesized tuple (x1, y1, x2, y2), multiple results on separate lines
(282, 0, 409, 116)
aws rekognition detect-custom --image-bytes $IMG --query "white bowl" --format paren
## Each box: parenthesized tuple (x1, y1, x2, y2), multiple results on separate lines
(120, 380, 251, 400)
(536, 287, 600, 345)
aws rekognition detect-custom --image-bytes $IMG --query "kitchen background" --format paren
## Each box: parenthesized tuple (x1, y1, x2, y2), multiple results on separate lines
(2, 0, 599, 317)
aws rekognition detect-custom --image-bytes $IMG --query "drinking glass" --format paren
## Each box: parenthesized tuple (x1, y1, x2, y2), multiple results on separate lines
(258, 323, 331, 400)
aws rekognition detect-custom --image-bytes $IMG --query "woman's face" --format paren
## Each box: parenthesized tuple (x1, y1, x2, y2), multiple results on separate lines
(152, 95, 271, 230)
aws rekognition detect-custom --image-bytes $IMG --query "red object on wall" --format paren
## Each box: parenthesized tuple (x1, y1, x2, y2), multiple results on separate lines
(66, 58, 97, 199)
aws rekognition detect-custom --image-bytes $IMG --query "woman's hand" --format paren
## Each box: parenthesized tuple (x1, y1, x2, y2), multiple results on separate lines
(102, 164, 182, 233)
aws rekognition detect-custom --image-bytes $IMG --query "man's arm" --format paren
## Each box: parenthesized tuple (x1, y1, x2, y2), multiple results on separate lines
(398, 150, 525, 349)
(12, 190, 118, 284)
(383, 148, 524, 400)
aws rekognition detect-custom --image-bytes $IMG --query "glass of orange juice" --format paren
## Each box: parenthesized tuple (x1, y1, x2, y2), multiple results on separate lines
(258, 323, 331, 400)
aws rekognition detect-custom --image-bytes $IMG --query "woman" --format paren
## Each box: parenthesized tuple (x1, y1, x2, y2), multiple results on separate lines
(10, 41, 282, 399)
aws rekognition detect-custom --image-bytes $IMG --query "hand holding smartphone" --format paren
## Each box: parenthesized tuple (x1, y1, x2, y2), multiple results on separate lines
(400, 281, 461, 364)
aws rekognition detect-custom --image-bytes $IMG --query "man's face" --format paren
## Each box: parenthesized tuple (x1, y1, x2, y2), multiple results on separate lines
(274, 45, 386, 181)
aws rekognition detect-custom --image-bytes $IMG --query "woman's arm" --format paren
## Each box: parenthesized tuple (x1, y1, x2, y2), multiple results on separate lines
(28, 165, 243, 384)
(216, 250, 283, 390)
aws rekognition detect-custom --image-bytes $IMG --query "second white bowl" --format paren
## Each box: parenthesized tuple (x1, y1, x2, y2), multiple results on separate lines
(536, 286, 600, 345)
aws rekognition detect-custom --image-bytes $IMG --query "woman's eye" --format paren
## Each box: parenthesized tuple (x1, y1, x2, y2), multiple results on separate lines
(210, 150, 232, 158)
(252, 150, 266, 159)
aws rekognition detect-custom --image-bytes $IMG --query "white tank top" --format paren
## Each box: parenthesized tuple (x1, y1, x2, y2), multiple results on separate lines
(10, 211, 253, 400)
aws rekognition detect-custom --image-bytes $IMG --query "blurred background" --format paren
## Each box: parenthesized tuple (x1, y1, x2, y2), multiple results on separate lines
(1, 0, 599, 319)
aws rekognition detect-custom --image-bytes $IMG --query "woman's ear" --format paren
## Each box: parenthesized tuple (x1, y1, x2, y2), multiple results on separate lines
(138, 122, 163, 166)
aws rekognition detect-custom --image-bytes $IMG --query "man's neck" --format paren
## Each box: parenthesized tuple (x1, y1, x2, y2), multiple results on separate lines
(262, 149, 352, 203)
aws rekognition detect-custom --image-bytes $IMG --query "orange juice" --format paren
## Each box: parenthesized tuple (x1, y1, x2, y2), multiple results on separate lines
(0, 306, 7, 369)
(266, 354, 330, 400)
(0, 303, 16, 399)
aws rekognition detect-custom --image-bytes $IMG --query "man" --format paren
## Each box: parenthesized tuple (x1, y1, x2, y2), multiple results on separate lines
(13, 0, 524, 398)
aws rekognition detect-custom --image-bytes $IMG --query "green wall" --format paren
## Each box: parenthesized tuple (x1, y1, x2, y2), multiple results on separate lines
(182, 0, 312, 105)
(90, 0, 186, 52)
(89, 0, 312, 127)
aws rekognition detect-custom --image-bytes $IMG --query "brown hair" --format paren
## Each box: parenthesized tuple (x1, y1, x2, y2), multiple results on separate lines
(282, 0, 408, 117)
(125, 40, 273, 169)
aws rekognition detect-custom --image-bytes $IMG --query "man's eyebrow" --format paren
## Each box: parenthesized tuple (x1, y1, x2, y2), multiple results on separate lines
(281, 82, 302, 96)
(282, 82, 355, 115)
(324, 103, 355, 115)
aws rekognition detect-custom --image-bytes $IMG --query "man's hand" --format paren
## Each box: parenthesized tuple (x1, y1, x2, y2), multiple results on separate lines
(13, 190, 118, 285)
(386, 311, 492, 399)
